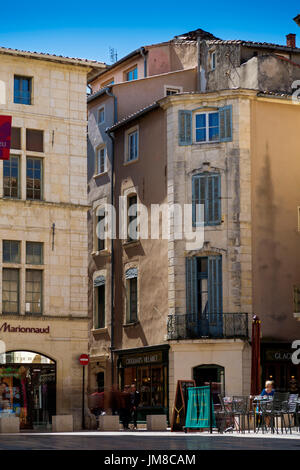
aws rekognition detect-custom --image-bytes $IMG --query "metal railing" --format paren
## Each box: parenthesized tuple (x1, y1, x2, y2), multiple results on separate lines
(167, 313, 249, 340)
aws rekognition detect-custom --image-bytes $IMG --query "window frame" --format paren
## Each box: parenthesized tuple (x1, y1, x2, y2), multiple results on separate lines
(97, 106, 105, 125)
(95, 284, 106, 329)
(2, 268, 19, 314)
(96, 145, 107, 175)
(192, 172, 221, 226)
(125, 66, 138, 82)
(2, 240, 21, 264)
(125, 269, 138, 324)
(25, 269, 43, 315)
(127, 194, 138, 242)
(164, 85, 183, 96)
(125, 126, 139, 163)
(14, 75, 32, 105)
(3, 155, 20, 199)
(95, 206, 106, 252)
(194, 111, 220, 143)
(26, 157, 43, 201)
(26, 242, 43, 265)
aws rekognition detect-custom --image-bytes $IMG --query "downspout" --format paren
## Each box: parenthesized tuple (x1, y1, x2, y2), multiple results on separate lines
(140, 47, 148, 78)
(105, 87, 117, 386)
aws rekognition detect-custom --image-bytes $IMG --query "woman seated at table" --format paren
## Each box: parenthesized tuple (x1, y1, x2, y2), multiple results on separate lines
(260, 380, 275, 398)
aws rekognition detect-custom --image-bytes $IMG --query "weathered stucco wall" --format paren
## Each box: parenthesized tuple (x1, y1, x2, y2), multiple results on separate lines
(251, 98, 300, 341)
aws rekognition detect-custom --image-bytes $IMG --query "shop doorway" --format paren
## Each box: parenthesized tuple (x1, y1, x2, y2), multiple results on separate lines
(0, 350, 56, 429)
(193, 364, 225, 403)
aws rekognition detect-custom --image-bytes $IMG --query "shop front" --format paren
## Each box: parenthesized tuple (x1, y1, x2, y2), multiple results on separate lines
(261, 342, 300, 392)
(116, 344, 169, 422)
(0, 351, 56, 429)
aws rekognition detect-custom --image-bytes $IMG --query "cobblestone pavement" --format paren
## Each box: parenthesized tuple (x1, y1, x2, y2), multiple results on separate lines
(0, 431, 300, 450)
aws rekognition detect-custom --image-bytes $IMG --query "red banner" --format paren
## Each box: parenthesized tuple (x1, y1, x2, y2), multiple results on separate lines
(0, 115, 12, 160)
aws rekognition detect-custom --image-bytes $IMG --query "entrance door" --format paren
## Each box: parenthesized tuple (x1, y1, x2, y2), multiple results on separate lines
(0, 351, 56, 429)
(193, 364, 225, 403)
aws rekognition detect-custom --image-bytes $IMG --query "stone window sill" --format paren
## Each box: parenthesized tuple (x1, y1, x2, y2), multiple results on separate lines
(123, 321, 139, 328)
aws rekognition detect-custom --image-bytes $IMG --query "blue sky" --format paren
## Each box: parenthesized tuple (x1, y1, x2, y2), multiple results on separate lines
(0, 1, 299, 64)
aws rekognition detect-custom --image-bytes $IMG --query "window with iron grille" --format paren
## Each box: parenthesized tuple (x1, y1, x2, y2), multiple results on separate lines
(192, 173, 221, 225)
(14, 76, 32, 105)
(2, 268, 19, 314)
(26, 242, 43, 265)
(3, 156, 20, 198)
(3, 240, 20, 264)
(25, 270, 42, 315)
(26, 157, 42, 200)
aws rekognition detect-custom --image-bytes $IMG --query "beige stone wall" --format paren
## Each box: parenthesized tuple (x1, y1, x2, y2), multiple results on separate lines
(0, 54, 90, 426)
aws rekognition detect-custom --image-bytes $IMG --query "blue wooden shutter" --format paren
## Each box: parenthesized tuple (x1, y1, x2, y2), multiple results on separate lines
(208, 256, 222, 314)
(186, 257, 198, 316)
(207, 174, 221, 224)
(219, 105, 232, 142)
(178, 110, 192, 146)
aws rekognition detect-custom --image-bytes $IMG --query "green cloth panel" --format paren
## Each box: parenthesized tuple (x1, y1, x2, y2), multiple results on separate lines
(185, 386, 216, 428)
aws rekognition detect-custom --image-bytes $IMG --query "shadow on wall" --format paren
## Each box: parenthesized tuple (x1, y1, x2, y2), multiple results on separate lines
(256, 143, 285, 323)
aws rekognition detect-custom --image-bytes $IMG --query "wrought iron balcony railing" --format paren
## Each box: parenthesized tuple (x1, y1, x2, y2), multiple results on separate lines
(167, 312, 249, 340)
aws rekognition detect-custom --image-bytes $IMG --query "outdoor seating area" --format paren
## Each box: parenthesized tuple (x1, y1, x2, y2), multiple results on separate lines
(214, 393, 300, 434)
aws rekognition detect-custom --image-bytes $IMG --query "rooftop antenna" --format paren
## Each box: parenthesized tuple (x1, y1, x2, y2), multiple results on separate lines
(109, 47, 118, 64)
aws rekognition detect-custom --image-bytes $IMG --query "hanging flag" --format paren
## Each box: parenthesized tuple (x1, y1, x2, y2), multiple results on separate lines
(0, 115, 12, 160)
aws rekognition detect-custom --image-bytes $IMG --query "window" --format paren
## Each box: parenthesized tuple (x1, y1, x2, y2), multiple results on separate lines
(195, 112, 219, 142)
(14, 76, 32, 105)
(127, 130, 138, 162)
(126, 268, 138, 323)
(25, 270, 42, 315)
(96, 147, 106, 174)
(210, 51, 216, 70)
(3, 156, 20, 198)
(26, 129, 44, 152)
(98, 107, 105, 124)
(126, 67, 138, 81)
(128, 194, 138, 241)
(11, 127, 21, 149)
(26, 242, 43, 265)
(2, 268, 19, 314)
(192, 173, 221, 226)
(178, 106, 232, 145)
(165, 87, 182, 96)
(3, 241, 20, 263)
(186, 256, 222, 336)
(94, 276, 105, 329)
(96, 209, 105, 251)
(26, 158, 42, 200)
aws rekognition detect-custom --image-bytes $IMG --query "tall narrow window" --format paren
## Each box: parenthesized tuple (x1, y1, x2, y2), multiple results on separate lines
(3, 240, 20, 263)
(2, 268, 19, 314)
(97, 107, 105, 124)
(96, 147, 106, 174)
(192, 173, 221, 226)
(126, 268, 138, 323)
(14, 76, 32, 105)
(26, 158, 42, 200)
(25, 270, 42, 315)
(3, 156, 20, 198)
(128, 194, 138, 241)
(127, 130, 138, 162)
(96, 209, 105, 251)
(94, 276, 105, 329)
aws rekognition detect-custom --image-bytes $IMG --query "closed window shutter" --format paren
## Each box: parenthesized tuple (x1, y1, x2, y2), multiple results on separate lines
(219, 105, 232, 142)
(208, 256, 222, 314)
(193, 173, 221, 225)
(186, 257, 198, 315)
(178, 110, 192, 146)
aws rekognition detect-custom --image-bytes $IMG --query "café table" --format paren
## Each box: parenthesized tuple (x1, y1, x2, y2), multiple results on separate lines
(251, 395, 273, 433)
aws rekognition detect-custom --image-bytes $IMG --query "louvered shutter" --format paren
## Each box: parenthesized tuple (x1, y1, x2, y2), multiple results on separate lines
(186, 257, 198, 316)
(178, 110, 192, 146)
(208, 256, 222, 314)
(219, 105, 232, 142)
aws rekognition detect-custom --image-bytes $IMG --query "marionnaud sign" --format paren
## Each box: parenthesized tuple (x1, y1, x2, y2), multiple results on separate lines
(0, 322, 50, 334)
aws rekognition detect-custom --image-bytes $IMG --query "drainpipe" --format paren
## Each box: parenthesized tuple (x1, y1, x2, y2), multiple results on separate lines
(105, 87, 117, 386)
(140, 47, 148, 78)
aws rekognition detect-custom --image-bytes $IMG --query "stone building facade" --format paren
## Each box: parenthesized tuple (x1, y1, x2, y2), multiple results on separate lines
(0, 47, 105, 429)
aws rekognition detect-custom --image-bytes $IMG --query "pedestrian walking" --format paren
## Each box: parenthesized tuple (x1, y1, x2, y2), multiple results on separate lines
(130, 382, 140, 430)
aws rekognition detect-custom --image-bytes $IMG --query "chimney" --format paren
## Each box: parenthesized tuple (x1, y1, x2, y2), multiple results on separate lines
(286, 33, 296, 48)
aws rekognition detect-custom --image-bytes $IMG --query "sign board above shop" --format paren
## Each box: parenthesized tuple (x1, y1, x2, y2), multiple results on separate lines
(0, 322, 50, 334)
(0, 115, 12, 160)
(120, 351, 163, 367)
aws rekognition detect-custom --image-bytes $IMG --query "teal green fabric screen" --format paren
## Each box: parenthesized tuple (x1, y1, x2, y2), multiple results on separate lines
(185, 386, 216, 428)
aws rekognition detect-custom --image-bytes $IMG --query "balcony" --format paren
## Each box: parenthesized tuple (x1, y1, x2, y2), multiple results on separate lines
(167, 313, 249, 340)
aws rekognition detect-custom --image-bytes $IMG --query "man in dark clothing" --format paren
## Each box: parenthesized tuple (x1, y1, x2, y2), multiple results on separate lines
(120, 385, 131, 430)
(130, 383, 140, 430)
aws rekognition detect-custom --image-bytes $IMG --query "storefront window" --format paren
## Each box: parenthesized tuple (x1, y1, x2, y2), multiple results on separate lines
(0, 351, 56, 429)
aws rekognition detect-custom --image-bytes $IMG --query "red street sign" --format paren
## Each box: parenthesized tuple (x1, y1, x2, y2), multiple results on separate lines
(79, 354, 89, 366)
(0, 115, 12, 160)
